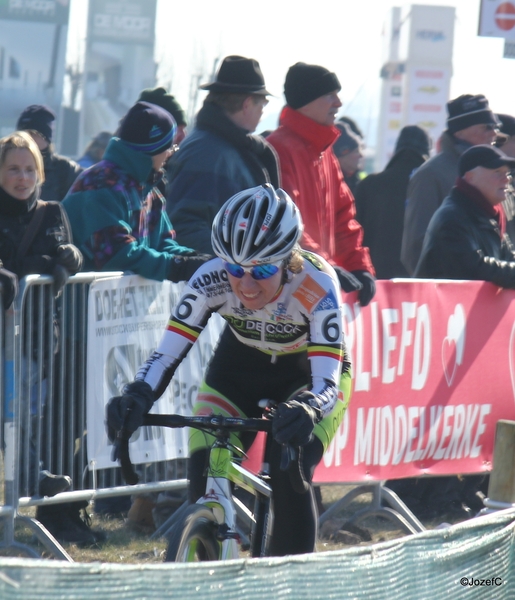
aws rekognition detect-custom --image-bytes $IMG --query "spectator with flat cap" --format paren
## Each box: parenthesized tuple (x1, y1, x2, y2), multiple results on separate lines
(333, 121, 365, 196)
(406, 143, 515, 521)
(16, 104, 82, 201)
(354, 125, 432, 279)
(138, 87, 188, 145)
(266, 62, 375, 306)
(165, 55, 279, 253)
(416, 144, 515, 283)
(63, 101, 210, 281)
(401, 93, 500, 275)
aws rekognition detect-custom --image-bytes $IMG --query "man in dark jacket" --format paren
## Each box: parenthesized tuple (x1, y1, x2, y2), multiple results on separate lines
(165, 55, 279, 254)
(354, 125, 431, 279)
(16, 105, 82, 201)
(401, 94, 500, 275)
(415, 144, 515, 283)
(410, 144, 515, 519)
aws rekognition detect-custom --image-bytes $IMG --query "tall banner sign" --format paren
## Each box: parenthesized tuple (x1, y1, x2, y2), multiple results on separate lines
(376, 6, 455, 171)
(315, 280, 515, 483)
(86, 276, 224, 471)
(79, 0, 157, 153)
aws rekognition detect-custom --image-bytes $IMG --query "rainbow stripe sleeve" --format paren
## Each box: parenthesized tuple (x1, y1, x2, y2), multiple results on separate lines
(166, 318, 202, 344)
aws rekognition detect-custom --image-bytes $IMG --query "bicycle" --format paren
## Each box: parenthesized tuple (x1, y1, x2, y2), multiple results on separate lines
(115, 401, 308, 562)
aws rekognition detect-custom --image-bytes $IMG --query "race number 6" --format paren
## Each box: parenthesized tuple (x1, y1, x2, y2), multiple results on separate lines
(322, 312, 340, 342)
(176, 294, 197, 320)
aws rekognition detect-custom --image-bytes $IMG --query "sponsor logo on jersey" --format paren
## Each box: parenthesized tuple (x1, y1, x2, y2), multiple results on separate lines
(293, 275, 326, 311)
(314, 290, 339, 312)
(224, 315, 307, 344)
(232, 306, 255, 317)
(191, 269, 231, 298)
(301, 252, 324, 271)
(270, 302, 292, 322)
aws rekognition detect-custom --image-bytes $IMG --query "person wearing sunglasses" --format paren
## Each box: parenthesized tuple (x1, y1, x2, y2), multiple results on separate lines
(107, 184, 352, 556)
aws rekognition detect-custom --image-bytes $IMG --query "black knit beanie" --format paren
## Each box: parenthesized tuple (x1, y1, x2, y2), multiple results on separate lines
(118, 102, 176, 156)
(284, 62, 341, 109)
(394, 125, 432, 158)
(16, 104, 56, 142)
(446, 94, 500, 134)
(138, 87, 187, 126)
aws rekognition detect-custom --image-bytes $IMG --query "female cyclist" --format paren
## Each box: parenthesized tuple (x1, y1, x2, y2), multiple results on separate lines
(107, 184, 351, 555)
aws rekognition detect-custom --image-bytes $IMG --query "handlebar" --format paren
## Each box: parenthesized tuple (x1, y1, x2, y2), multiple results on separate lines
(115, 412, 309, 494)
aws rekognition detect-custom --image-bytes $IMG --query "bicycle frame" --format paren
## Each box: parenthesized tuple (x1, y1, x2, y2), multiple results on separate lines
(198, 443, 273, 559)
(117, 411, 305, 560)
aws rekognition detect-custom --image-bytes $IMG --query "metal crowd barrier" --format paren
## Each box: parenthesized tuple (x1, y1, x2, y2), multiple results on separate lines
(0, 273, 188, 560)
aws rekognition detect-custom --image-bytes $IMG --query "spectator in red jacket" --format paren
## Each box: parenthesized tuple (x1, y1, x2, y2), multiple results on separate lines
(266, 63, 375, 306)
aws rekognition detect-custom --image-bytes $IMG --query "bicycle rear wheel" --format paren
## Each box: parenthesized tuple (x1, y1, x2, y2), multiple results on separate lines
(165, 504, 220, 562)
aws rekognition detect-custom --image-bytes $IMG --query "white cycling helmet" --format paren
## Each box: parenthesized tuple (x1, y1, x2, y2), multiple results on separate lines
(211, 184, 303, 266)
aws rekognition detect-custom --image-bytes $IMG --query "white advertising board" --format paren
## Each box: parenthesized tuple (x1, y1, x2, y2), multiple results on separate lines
(405, 65, 452, 145)
(86, 275, 224, 471)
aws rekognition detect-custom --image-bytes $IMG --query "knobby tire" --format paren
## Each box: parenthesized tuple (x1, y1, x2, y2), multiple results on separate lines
(165, 505, 220, 562)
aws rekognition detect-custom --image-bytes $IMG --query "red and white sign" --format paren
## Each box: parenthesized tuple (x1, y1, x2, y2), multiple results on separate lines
(496, 2, 515, 30)
(479, 0, 515, 40)
(313, 280, 515, 483)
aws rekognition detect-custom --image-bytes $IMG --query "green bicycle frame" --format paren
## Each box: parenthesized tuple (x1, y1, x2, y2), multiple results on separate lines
(199, 444, 273, 559)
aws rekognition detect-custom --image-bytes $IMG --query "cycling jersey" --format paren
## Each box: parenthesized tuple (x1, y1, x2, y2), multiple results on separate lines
(136, 250, 349, 418)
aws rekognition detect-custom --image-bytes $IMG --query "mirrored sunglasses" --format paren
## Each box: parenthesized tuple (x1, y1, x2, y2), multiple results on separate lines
(223, 261, 281, 280)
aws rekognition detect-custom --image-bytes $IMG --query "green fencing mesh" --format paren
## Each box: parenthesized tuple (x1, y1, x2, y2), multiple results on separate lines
(1, 508, 515, 600)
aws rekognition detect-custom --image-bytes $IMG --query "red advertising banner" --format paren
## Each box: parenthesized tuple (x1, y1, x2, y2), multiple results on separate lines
(313, 279, 515, 483)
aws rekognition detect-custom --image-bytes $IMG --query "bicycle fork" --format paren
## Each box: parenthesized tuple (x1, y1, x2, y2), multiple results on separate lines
(199, 446, 240, 560)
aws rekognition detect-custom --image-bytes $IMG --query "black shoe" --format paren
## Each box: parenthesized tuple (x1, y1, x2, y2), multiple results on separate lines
(36, 504, 97, 546)
(38, 471, 72, 497)
(66, 501, 107, 544)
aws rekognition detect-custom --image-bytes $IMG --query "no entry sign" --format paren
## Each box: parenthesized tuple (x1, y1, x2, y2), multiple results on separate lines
(496, 2, 515, 31)
(479, 0, 515, 40)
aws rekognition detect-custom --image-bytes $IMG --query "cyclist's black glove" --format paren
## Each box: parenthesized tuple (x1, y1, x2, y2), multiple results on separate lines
(332, 266, 363, 293)
(106, 380, 155, 442)
(273, 392, 322, 447)
(351, 270, 376, 307)
(167, 254, 213, 283)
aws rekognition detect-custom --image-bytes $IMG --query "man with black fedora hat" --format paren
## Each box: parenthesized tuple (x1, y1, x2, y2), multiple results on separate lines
(266, 62, 375, 307)
(401, 93, 501, 275)
(165, 55, 279, 254)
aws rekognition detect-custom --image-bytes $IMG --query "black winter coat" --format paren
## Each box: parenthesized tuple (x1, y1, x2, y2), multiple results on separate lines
(0, 190, 78, 278)
(40, 148, 82, 202)
(415, 187, 515, 287)
(354, 148, 426, 279)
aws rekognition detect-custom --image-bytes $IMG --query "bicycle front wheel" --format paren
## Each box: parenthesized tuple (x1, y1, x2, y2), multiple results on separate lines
(165, 504, 221, 562)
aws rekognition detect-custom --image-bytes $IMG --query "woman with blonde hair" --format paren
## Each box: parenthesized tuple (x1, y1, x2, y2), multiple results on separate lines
(0, 131, 100, 545)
